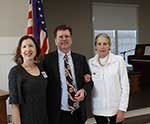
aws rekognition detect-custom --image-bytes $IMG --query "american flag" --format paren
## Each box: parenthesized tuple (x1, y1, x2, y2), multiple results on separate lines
(27, 0, 49, 54)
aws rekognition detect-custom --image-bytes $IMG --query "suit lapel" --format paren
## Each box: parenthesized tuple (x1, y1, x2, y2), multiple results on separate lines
(52, 51, 61, 84)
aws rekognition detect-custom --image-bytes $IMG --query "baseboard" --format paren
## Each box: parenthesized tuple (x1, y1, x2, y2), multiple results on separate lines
(125, 107, 150, 118)
(86, 107, 150, 124)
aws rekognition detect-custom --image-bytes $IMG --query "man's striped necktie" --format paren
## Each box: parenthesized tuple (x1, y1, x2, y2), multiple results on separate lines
(64, 55, 78, 114)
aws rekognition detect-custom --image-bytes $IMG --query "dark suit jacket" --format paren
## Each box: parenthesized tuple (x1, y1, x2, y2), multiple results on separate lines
(42, 50, 93, 124)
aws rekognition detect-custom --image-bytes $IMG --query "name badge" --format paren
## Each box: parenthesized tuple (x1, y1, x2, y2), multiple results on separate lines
(41, 71, 48, 78)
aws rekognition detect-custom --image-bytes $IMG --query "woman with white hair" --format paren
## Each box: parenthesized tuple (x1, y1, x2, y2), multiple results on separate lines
(89, 33, 130, 124)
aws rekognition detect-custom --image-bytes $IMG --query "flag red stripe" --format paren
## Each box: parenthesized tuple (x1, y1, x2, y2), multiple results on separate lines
(27, 0, 49, 54)
(28, 11, 32, 19)
(41, 37, 48, 54)
(27, 26, 33, 34)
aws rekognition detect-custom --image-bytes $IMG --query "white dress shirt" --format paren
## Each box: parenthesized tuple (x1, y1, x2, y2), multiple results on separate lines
(88, 52, 130, 116)
(57, 49, 77, 111)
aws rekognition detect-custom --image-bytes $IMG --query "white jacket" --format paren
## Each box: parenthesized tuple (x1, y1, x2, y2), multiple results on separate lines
(88, 52, 129, 116)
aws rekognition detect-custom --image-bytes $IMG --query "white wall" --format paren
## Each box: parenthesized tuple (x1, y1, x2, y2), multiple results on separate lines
(0, 37, 19, 91)
(0, 1, 28, 117)
(43, 0, 94, 57)
(93, 3, 138, 30)
(0, 0, 27, 91)
(0, 0, 27, 36)
(0, 37, 20, 117)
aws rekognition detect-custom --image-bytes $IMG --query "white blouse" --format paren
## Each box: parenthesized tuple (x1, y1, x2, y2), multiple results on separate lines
(88, 52, 130, 116)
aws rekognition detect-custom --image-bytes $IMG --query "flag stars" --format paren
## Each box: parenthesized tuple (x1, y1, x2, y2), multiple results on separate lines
(40, 14, 43, 17)
(27, 0, 31, 4)
(41, 21, 44, 24)
(38, 7, 41, 11)
(27, 0, 49, 54)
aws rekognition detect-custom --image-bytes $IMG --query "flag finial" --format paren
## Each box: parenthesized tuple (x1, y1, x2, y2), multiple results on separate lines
(26, 0, 31, 4)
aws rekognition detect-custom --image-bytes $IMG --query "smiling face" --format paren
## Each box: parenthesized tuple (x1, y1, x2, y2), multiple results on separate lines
(95, 34, 111, 58)
(20, 38, 37, 63)
(55, 29, 72, 54)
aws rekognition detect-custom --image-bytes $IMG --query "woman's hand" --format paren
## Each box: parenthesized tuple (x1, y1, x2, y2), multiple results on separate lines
(116, 110, 125, 123)
(84, 74, 91, 83)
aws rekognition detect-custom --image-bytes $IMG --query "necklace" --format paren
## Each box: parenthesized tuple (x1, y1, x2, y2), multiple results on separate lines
(22, 64, 40, 76)
(98, 54, 109, 66)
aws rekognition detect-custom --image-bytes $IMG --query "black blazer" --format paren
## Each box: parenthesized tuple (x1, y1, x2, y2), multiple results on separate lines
(42, 50, 93, 124)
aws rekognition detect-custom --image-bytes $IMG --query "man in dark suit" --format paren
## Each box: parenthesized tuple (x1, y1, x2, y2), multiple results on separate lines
(42, 24, 93, 124)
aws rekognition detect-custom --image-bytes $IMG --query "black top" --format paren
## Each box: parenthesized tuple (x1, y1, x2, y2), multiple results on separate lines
(8, 65, 48, 124)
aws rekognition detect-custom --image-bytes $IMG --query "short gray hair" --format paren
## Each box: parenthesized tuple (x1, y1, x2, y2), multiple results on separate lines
(94, 33, 111, 46)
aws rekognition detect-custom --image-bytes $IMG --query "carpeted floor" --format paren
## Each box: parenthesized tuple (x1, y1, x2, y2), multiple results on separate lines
(125, 81, 150, 124)
(86, 114, 150, 124)
(86, 80, 150, 124)
(124, 114, 150, 124)
(86, 112, 150, 124)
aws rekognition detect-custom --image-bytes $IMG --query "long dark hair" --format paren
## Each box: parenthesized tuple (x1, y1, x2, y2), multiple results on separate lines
(14, 35, 41, 64)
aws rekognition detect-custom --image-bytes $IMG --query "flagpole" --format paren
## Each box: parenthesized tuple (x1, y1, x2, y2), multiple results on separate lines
(26, 0, 31, 4)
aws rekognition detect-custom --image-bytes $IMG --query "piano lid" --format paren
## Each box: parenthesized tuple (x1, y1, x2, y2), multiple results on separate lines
(135, 44, 150, 56)
(128, 44, 150, 82)
(128, 44, 150, 65)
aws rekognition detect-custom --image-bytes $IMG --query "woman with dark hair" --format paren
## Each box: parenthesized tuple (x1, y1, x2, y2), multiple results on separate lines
(8, 35, 48, 124)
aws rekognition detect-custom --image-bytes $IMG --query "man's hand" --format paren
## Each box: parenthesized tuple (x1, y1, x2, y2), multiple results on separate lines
(84, 74, 91, 83)
(74, 89, 86, 102)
